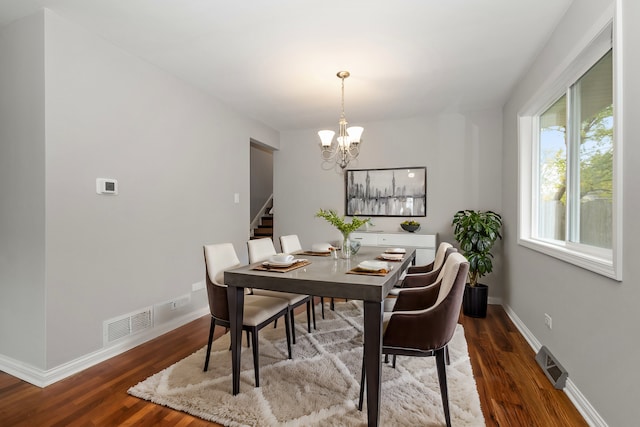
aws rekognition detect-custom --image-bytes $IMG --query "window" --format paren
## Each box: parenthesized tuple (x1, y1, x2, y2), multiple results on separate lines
(518, 21, 621, 280)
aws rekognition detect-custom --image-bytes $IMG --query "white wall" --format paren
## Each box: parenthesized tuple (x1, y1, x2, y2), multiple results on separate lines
(0, 12, 46, 369)
(503, 0, 639, 424)
(0, 9, 279, 375)
(275, 110, 503, 296)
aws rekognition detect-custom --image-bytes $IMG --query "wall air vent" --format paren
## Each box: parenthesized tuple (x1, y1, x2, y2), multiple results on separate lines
(104, 307, 153, 345)
(535, 345, 568, 389)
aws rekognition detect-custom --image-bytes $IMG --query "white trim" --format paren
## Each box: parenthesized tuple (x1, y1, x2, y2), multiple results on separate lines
(0, 307, 209, 388)
(502, 304, 608, 427)
(517, 8, 621, 281)
(612, 0, 624, 283)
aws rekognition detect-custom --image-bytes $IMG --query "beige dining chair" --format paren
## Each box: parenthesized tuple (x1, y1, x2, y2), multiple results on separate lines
(203, 243, 292, 387)
(280, 234, 303, 254)
(406, 241, 454, 275)
(247, 238, 316, 341)
(280, 234, 334, 321)
(358, 252, 470, 427)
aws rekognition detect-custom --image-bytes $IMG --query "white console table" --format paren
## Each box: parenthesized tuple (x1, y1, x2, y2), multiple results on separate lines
(350, 231, 437, 266)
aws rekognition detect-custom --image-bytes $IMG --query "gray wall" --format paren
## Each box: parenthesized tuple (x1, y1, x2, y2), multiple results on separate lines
(1, 10, 278, 371)
(503, 0, 638, 424)
(275, 111, 503, 297)
(0, 12, 46, 368)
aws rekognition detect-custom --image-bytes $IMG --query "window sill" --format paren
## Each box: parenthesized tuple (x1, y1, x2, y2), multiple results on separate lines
(518, 237, 621, 281)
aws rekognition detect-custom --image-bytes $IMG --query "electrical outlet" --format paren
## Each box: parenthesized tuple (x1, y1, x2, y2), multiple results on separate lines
(169, 295, 190, 311)
(544, 313, 552, 330)
(191, 281, 205, 292)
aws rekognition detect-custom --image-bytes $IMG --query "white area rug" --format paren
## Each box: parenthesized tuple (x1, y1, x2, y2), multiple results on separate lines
(129, 301, 485, 426)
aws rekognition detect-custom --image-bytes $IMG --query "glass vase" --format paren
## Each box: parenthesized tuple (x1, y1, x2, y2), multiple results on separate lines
(341, 233, 351, 259)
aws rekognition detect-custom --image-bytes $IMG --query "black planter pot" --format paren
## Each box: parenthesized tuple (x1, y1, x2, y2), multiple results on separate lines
(462, 283, 488, 318)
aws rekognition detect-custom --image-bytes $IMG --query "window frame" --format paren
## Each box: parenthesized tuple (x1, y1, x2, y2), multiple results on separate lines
(517, 16, 622, 281)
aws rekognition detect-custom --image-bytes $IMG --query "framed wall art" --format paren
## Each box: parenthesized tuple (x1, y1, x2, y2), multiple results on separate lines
(345, 167, 426, 217)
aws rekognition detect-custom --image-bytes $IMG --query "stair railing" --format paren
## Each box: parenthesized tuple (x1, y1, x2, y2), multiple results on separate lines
(250, 194, 273, 237)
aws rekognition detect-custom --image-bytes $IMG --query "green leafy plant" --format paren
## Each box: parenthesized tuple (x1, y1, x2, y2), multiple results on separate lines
(452, 210, 502, 287)
(315, 209, 370, 236)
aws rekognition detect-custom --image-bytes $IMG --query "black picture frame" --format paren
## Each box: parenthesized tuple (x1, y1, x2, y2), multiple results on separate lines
(345, 167, 427, 217)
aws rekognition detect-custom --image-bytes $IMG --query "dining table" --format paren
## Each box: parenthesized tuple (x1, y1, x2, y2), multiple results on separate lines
(224, 245, 416, 427)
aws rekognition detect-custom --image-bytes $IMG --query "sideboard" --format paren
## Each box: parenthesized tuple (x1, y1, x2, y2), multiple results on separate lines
(350, 231, 437, 266)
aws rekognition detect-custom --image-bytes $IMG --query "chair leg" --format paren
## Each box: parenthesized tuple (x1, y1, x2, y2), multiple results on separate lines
(284, 310, 293, 359)
(320, 297, 325, 319)
(445, 344, 450, 365)
(306, 300, 312, 333)
(251, 328, 260, 387)
(358, 347, 366, 411)
(203, 317, 216, 372)
(435, 347, 452, 427)
(330, 298, 335, 311)
(290, 307, 297, 344)
(392, 354, 397, 368)
(311, 297, 317, 330)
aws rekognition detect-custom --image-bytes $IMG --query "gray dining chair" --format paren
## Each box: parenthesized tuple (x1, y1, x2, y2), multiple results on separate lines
(203, 243, 292, 387)
(247, 238, 316, 341)
(358, 252, 469, 427)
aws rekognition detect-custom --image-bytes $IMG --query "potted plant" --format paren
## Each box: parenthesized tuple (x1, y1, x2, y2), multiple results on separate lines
(315, 209, 370, 258)
(452, 209, 502, 318)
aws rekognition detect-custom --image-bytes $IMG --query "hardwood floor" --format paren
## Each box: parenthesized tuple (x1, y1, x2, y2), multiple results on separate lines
(0, 303, 587, 426)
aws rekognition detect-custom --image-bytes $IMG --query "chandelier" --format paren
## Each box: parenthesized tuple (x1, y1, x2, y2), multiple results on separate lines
(318, 71, 364, 169)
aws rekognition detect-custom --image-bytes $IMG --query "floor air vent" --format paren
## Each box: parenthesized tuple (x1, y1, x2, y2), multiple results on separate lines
(535, 346, 568, 389)
(104, 307, 153, 345)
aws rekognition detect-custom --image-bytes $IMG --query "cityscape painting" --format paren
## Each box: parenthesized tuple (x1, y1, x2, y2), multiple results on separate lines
(345, 167, 426, 217)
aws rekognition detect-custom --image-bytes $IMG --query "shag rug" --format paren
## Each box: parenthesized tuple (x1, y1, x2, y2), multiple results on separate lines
(128, 301, 485, 426)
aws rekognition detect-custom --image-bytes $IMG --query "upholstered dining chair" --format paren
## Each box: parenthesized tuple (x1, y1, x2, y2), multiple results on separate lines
(406, 241, 454, 275)
(384, 243, 457, 313)
(247, 238, 316, 341)
(280, 234, 336, 320)
(279, 234, 303, 254)
(358, 252, 470, 427)
(203, 243, 292, 387)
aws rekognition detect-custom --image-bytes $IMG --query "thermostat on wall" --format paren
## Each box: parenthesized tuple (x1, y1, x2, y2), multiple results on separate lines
(96, 178, 118, 195)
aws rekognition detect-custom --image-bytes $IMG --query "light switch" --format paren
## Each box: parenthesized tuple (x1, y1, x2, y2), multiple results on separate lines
(234, 193, 240, 204)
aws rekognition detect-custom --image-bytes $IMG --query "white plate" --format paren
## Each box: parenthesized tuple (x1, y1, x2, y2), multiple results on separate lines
(381, 253, 403, 260)
(263, 260, 295, 268)
(385, 248, 406, 254)
(263, 258, 306, 268)
(357, 260, 390, 272)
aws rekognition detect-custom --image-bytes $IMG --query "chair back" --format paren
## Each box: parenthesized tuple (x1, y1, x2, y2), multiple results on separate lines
(431, 252, 469, 347)
(280, 234, 303, 254)
(203, 243, 241, 321)
(247, 238, 277, 263)
(433, 242, 454, 270)
(384, 252, 469, 352)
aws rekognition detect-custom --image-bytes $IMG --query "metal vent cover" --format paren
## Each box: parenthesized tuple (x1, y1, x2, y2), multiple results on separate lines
(104, 307, 153, 344)
(535, 345, 568, 389)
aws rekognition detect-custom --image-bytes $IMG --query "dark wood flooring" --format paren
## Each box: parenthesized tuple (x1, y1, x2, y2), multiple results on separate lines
(0, 303, 588, 426)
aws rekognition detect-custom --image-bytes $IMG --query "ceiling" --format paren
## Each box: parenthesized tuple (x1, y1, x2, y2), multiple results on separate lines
(0, 0, 573, 131)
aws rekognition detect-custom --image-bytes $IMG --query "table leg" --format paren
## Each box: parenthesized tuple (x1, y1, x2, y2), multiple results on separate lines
(363, 300, 383, 427)
(227, 286, 244, 395)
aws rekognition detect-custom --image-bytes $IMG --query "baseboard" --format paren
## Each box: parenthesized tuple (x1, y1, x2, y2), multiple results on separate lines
(0, 307, 209, 388)
(502, 304, 608, 427)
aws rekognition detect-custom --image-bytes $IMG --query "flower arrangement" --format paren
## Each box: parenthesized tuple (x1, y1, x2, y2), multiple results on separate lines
(315, 209, 370, 236)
